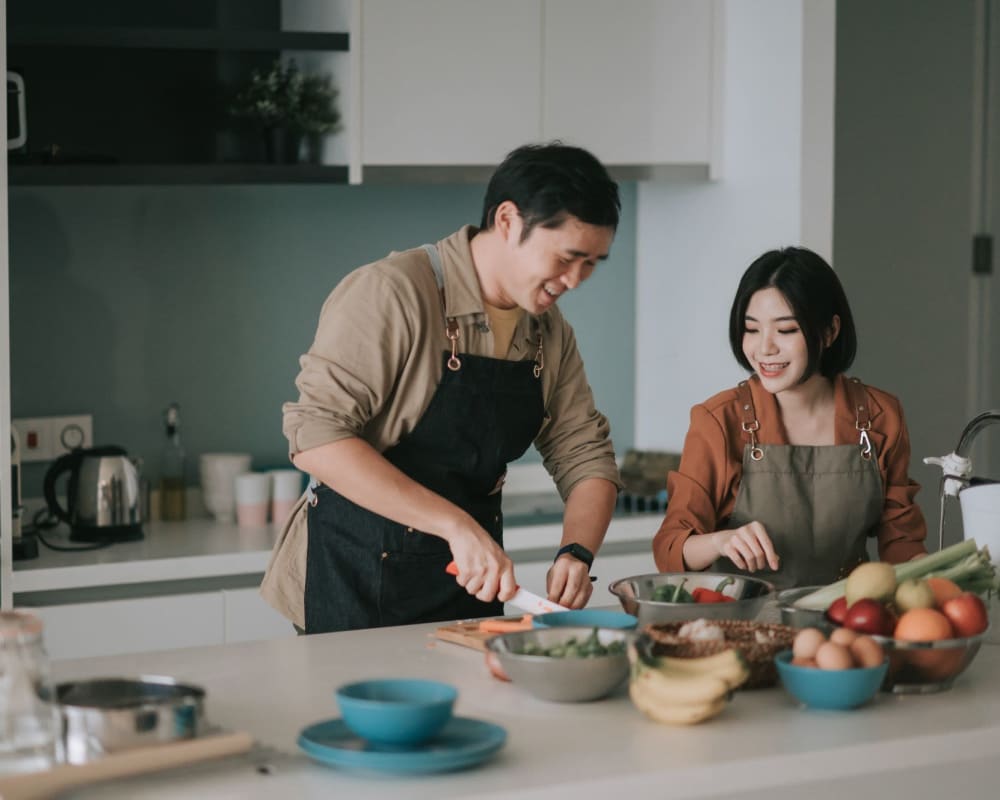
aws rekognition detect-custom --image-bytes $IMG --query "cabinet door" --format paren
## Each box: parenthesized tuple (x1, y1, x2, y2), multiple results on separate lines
(543, 0, 718, 166)
(223, 588, 297, 643)
(30, 593, 224, 661)
(361, 0, 542, 165)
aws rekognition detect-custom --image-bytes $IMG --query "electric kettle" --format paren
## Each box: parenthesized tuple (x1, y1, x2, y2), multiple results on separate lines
(43, 445, 144, 542)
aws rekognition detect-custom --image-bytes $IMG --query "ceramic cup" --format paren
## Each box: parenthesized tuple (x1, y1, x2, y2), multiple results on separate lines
(269, 469, 304, 527)
(234, 472, 270, 527)
(199, 453, 252, 522)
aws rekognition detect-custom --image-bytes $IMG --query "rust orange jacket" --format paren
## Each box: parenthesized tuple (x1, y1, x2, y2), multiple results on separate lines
(652, 374, 928, 572)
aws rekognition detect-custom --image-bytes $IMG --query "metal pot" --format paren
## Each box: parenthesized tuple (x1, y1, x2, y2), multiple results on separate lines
(56, 676, 205, 764)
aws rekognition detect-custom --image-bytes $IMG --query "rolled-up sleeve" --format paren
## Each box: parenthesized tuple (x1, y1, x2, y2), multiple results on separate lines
(653, 405, 733, 572)
(875, 400, 928, 563)
(283, 268, 413, 456)
(535, 322, 621, 499)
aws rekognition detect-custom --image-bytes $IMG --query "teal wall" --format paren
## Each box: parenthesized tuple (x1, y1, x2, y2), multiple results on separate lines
(10, 182, 636, 495)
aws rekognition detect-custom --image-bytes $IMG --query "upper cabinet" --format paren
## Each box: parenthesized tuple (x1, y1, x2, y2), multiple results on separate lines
(358, 0, 722, 177)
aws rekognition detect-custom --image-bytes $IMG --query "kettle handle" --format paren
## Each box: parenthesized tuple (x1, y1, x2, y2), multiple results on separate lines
(43, 450, 83, 525)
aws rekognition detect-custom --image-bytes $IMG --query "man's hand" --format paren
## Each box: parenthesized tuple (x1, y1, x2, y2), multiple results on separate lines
(546, 555, 594, 608)
(448, 529, 518, 603)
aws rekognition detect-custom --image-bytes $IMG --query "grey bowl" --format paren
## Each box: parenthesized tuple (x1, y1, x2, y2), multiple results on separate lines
(775, 586, 834, 631)
(484, 627, 630, 702)
(608, 572, 775, 627)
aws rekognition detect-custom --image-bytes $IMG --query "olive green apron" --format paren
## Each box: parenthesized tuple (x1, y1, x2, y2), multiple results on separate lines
(713, 378, 884, 589)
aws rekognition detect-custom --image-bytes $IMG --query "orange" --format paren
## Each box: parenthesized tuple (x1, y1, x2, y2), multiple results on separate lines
(925, 577, 962, 608)
(893, 607, 960, 681)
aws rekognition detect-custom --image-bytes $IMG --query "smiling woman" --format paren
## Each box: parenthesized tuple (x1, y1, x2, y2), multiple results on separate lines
(651, 246, 928, 589)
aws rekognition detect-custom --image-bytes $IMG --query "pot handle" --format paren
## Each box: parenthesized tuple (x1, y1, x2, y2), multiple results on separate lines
(43, 451, 81, 525)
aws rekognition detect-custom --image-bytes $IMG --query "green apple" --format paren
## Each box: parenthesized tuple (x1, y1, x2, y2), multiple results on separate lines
(894, 578, 936, 612)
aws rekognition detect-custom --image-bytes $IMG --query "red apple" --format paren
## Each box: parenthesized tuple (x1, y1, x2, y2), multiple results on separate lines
(825, 596, 849, 625)
(941, 592, 989, 637)
(843, 598, 895, 636)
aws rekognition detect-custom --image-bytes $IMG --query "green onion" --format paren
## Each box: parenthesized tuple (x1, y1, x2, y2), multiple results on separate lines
(792, 539, 998, 610)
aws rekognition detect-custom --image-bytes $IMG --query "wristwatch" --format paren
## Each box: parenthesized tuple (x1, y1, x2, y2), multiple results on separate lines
(554, 543, 594, 570)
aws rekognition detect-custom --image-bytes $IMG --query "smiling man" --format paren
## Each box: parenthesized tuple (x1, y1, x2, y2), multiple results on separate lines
(262, 143, 624, 634)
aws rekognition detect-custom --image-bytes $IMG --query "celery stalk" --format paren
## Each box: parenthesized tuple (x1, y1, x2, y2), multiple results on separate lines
(792, 539, 983, 610)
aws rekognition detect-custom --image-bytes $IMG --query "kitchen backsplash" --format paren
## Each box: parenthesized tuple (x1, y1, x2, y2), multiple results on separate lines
(9, 181, 636, 496)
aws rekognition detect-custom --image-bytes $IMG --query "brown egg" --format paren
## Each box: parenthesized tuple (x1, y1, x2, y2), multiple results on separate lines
(849, 635, 885, 669)
(829, 627, 858, 648)
(815, 641, 854, 671)
(791, 657, 818, 668)
(792, 628, 827, 661)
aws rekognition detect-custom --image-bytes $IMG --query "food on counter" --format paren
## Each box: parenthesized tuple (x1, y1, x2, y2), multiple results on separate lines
(825, 596, 848, 625)
(894, 578, 936, 612)
(478, 615, 534, 634)
(627, 643, 749, 725)
(842, 598, 896, 636)
(925, 576, 963, 606)
(794, 539, 1000, 611)
(514, 627, 626, 658)
(651, 578, 694, 603)
(652, 576, 737, 604)
(484, 651, 512, 682)
(844, 561, 897, 606)
(790, 627, 884, 670)
(940, 592, 989, 637)
(676, 619, 725, 641)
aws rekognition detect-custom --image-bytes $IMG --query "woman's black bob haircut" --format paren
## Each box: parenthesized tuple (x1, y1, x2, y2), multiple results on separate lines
(728, 247, 857, 380)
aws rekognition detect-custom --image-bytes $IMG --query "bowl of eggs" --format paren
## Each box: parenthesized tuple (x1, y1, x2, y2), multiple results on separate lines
(774, 627, 888, 710)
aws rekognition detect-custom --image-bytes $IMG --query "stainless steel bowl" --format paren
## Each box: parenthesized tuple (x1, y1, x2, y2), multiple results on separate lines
(608, 572, 775, 627)
(485, 627, 630, 702)
(56, 675, 205, 764)
(775, 586, 833, 631)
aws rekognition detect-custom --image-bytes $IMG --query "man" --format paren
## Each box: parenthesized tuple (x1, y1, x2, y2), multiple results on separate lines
(261, 142, 623, 633)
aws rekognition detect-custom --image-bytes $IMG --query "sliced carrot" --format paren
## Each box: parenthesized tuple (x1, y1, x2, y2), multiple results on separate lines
(478, 614, 534, 633)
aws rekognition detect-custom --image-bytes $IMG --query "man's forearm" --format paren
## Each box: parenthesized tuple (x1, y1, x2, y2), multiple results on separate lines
(559, 477, 618, 554)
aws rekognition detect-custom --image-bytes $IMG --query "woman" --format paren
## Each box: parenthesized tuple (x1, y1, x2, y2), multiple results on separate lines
(652, 247, 927, 588)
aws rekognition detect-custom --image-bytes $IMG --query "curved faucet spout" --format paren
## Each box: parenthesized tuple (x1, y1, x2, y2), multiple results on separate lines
(955, 410, 1000, 458)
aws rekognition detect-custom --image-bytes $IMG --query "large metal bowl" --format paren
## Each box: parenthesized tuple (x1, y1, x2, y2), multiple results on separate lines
(484, 626, 630, 702)
(608, 572, 775, 627)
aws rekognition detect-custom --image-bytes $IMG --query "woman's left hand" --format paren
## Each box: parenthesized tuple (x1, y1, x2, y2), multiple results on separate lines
(546, 556, 594, 609)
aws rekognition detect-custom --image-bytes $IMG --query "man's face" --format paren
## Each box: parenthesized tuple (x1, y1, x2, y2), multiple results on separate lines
(495, 206, 614, 314)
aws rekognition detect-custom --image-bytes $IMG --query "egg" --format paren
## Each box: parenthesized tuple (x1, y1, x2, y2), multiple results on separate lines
(849, 635, 886, 669)
(792, 627, 827, 661)
(829, 627, 858, 648)
(814, 641, 854, 670)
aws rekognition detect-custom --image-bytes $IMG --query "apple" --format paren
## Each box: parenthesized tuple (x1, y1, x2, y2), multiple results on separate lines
(941, 592, 989, 637)
(825, 596, 849, 625)
(843, 598, 895, 636)
(894, 578, 935, 612)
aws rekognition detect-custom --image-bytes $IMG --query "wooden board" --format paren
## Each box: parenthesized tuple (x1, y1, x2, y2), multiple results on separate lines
(434, 617, 531, 651)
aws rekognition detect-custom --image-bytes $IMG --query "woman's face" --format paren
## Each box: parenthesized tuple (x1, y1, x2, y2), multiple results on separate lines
(742, 287, 810, 393)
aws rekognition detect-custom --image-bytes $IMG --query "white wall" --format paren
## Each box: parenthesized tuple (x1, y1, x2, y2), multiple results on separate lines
(635, 0, 832, 449)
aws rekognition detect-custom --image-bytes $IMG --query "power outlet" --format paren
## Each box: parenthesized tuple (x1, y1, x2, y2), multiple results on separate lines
(12, 414, 94, 462)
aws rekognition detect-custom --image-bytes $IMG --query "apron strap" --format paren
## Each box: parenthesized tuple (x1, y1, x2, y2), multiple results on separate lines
(846, 377, 874, 459)
(421, 243, 462, 372)
(735, 380, 764, 461)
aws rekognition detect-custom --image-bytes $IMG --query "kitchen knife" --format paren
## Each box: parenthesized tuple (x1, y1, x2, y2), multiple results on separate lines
(445, 561, 569, 614)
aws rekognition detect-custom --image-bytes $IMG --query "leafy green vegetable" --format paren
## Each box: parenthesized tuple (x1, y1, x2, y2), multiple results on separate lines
(515, 627, 625, 658)
(652, 578, 694, 603)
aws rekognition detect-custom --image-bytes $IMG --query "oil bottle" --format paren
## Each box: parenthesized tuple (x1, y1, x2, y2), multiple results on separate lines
(159, 403, 186, 521)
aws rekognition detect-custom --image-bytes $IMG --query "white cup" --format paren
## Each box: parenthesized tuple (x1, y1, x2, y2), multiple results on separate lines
(234, 472, 271, 527)
(199, 453, 252, 522)
(269, 469, 305, 527)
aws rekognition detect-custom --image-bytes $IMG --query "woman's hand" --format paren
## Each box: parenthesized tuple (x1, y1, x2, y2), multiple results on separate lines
(546, 556, 594, 609)
(714, 522, 780, 572)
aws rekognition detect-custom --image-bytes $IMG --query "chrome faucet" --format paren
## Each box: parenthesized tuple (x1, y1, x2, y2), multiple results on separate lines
(925, 409, 1000, 550)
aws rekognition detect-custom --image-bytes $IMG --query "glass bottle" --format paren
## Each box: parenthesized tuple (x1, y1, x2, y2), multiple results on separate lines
(0, 611, 60, 774)
(159, 403, 186, 521)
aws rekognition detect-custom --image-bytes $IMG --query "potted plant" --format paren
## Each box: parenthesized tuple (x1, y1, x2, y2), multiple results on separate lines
(229, 59, 342, 164)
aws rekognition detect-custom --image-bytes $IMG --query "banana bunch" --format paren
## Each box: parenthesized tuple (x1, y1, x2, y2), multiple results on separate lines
(627, 641, 750, 725)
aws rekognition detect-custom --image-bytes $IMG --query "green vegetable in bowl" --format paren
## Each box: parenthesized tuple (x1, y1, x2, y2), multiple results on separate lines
(515, 628, 625, 658)
(651, 578, 695, 603)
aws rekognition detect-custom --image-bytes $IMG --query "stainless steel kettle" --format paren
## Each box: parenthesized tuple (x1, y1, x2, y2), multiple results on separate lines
(43, 446, 144, 542)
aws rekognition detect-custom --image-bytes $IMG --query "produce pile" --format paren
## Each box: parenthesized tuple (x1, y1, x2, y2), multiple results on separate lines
(651, 576, 736, 603)
(512, 628, 625, 658)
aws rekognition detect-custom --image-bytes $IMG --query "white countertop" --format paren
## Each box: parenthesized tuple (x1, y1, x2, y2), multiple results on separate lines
(46, 620, 1000, 799)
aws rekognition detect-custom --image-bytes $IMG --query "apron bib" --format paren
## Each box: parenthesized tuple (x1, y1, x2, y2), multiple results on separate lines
(713, 379, 883, 589)
(303, 244, 545, 633)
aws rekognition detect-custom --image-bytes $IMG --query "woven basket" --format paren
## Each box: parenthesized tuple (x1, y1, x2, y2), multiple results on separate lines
(644, 619, 796, 689)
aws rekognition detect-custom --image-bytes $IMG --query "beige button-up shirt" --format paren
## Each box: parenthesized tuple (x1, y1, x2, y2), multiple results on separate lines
(262, 226, 622, 626)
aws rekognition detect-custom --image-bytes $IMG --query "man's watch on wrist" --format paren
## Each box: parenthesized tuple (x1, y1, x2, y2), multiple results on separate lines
(554, 543, 594, 570)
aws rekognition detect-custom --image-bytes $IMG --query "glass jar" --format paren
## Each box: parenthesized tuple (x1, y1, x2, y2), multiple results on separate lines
(0, 610, 60, 774)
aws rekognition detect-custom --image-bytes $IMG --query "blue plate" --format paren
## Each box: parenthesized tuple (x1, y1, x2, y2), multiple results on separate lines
(297, 716, 507, 774)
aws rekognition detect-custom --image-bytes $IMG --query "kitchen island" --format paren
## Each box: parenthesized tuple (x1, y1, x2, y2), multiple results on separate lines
(47, 619, 1000, 799)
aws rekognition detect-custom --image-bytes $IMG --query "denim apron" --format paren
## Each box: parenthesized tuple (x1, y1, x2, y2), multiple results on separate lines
(303, 244, 545, 633)
(713, 378, 884, 589)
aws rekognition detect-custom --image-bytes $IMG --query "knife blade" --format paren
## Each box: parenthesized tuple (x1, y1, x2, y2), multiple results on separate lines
(445, 561, 569, 614)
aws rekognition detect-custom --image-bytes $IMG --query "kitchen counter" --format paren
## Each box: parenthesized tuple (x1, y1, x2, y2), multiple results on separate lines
(47, 621, 1000, 799)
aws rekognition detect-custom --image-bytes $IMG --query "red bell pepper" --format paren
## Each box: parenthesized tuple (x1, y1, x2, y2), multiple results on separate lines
(692, 576, 736, 603)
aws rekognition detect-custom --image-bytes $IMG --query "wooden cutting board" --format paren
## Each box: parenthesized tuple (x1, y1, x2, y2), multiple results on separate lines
(434, 617, 531, 651)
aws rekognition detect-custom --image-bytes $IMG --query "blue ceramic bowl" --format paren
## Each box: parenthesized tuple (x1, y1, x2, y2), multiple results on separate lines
(533, 609, 638, 630)
(335, 679, 458, 746)
(774, 650, 887, 710)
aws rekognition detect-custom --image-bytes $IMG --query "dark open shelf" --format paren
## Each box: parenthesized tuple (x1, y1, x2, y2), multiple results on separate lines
(9, 164, 350, 186)
(7, 26, 348, 52)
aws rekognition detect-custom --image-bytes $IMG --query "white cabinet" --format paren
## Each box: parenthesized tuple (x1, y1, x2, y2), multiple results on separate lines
(358, 0, 720, 171)
(222, 588, 296, 643)
(542, 0, 719, 167)
(360, 0, 542, 165)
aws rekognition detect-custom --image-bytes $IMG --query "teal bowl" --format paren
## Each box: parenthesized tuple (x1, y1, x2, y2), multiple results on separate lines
(533, 609, 637, 630)
(335, 679, 457, 746)
(774, 650, 887, 710)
